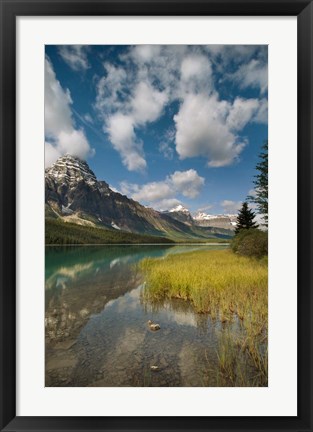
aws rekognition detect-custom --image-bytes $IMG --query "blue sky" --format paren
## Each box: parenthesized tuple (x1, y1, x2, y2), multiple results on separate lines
(45, 45, 267, 215)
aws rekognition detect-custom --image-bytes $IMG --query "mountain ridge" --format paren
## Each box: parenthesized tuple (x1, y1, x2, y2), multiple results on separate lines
(165, 207, 237, 231)
(45, 155, 233, 241)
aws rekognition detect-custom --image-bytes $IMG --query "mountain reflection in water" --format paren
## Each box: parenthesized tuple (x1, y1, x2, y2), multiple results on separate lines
(45, 244, 235, 387)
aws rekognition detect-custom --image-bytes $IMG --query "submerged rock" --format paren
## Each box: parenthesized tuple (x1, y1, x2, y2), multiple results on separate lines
(150, 365, 159, 371)
(148, 320, 160, 331)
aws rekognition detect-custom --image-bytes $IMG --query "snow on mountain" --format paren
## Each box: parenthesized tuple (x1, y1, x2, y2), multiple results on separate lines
(165, 206, 237, 230)
(165, 205, 194, 225)
(192, 211, 237, 230)
(194, 211, 237, 222)
(194, 212, 217, 221)
(46, 154, 98, 188)
(169, 205, 190, 214)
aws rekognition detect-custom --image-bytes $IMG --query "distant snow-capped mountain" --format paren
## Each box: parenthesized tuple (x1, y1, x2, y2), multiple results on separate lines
(169, 205, 191, 214)
(194, 212, 217, 221)
(194, 211, 237, 229)
(194, 211, 237, 221)
(163, 205, 194, 226)
(165, 207, 237, 230)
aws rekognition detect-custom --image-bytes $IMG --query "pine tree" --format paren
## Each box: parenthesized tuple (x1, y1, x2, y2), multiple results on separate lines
(248, 140, 268, 227)
(235, 202, 258, 234)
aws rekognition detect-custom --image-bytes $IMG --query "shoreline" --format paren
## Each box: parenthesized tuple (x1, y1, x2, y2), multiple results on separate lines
(45, 243, 230, 247)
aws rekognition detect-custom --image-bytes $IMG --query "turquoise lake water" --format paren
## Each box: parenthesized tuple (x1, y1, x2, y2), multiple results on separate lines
(45, 244, 252, 387)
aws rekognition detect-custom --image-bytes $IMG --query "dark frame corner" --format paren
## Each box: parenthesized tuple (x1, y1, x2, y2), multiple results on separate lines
(1, 1, 312, 431)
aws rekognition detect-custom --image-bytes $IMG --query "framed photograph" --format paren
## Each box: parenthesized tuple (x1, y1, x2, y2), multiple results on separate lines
(0, 1, 312, 431)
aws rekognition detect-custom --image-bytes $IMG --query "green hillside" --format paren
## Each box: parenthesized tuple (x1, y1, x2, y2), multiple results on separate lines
(45, 219, 231, 245)
(45, 219, 175, 245)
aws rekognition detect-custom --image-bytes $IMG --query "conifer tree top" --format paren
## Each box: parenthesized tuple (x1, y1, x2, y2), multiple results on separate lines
(235, 202, 259, 234)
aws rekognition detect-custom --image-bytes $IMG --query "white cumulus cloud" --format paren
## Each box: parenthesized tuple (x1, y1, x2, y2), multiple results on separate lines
(45, 59, 73, 136)
(120, 169, 205, 210)
(174, 93, 246, 167)
(227, 98, 260, 131)
(159, 141, 174, 160)
(45, 56, 93, 168)
(106, 113, 146, 172)
(131, 45, 162, 64)
(180, 54, 212, 94)
(132, 181, 173, 202)
(254, 98, 268, 123)
(94, 45, 267, 172)
(96, 63, 168, 172)
(96, 63, 128, 114)
(232, 59, 268, 94)
(131, 82, 168, 125)
(101, 81, 167, 172)
(221, 200, 242, 214)
(58, 45, 90, 71)
(174, 92, 267, 168)
(55, 130, 91, 158)
(170, 169, 205, 198)
(45, 142, 62, 168)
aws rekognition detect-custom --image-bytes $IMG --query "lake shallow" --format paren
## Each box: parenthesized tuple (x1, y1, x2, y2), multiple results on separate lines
(45, 244, 259, 387)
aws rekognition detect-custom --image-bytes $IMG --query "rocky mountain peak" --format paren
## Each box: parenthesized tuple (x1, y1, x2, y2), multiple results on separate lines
(164, 204, 193, 226)
(45, 154, 97, 188)
(169, 204, 191, 214)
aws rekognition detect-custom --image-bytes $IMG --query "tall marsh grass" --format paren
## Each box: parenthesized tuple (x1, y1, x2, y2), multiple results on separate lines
(139, 249, 268, 386)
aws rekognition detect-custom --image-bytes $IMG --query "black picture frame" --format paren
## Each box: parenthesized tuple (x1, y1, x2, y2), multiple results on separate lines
(0, 1, 312, 431)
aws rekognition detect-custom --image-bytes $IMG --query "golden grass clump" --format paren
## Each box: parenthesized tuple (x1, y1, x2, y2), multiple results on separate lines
(139, 249, 268, 385)
(140, 249, 267, 316)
